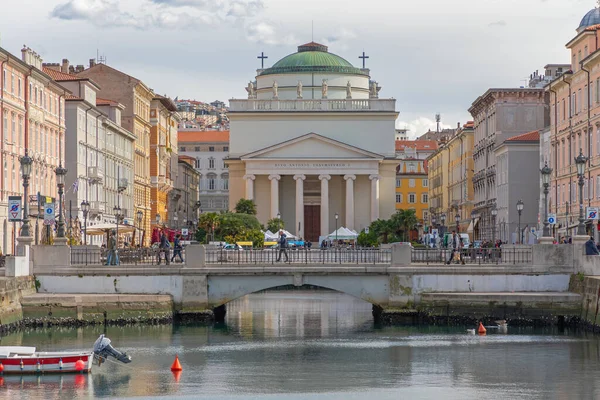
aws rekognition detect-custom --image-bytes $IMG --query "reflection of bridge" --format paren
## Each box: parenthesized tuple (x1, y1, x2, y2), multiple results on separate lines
(33, 244, 580, 319)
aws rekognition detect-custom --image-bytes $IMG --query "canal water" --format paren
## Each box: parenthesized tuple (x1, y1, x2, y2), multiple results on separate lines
(3, 290, 600, 399)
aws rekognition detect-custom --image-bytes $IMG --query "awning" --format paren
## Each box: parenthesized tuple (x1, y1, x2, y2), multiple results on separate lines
(84, 223, 136, 236)
(467, 218, 479, 233)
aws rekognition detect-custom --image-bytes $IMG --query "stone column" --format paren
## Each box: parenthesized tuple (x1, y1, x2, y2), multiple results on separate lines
(294, 174, 306, 238)
(344, 174, 356, 231)
(269, 174, 281, 219)
(369, 174, 380, 222)
(243, 174, 255, 201)
(319, 174, 331, 237)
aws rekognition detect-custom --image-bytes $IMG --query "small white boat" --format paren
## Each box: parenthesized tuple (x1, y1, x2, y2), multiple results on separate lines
(466, 329, 476, 335)
(0, 335, 131, 375)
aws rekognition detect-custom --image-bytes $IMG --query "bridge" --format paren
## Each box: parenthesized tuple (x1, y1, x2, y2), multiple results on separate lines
(27, 244, 584, 321)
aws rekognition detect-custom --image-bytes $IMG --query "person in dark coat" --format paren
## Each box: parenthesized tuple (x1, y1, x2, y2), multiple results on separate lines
(277, 230, 289, 262)
(585, 237, 600, 255)
(171, 234, 184, 263)
(157, 231, 171, 265)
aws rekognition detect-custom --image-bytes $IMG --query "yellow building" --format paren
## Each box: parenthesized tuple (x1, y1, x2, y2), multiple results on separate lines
(395, 140, 438, 239)
(426, 122, 475, 236)
(150, 96, 180, 228)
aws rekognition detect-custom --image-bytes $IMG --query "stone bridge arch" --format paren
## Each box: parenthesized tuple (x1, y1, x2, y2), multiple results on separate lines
(206, 274, 390, 308)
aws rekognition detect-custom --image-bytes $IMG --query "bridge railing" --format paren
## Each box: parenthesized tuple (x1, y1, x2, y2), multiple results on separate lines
(70, 247, 186, 266)
(411, 247, 532, 265)
(205, 248, 391, 265)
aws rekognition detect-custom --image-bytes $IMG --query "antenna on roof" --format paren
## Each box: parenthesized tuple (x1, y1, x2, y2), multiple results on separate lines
(435, 113, 441, 133)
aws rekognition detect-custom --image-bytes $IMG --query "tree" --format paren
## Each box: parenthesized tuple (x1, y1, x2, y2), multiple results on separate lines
(267, 218, 285, 232)
(216, 212, 261, 240)
(395, 209, 418, 241)
(357, 230, 378, 247)
(370, 219, 395, 244)
(198, 212, 220, 243)
(234, 198, 257, 215)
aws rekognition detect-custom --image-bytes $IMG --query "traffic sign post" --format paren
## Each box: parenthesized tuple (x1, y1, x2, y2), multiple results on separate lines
(587, 207, 599, 220)
(547, 214, 557, 225)
(8, 196, 22, 222)
(43, 203, 56, 226)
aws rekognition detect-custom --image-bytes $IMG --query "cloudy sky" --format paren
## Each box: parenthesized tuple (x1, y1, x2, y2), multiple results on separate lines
(0, 0, 594, 137)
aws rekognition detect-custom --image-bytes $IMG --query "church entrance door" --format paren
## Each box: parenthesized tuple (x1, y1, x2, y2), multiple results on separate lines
(304, 205, 320, 243)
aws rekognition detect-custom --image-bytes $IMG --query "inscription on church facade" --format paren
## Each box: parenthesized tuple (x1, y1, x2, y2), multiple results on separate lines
(273, 163, 351, 168)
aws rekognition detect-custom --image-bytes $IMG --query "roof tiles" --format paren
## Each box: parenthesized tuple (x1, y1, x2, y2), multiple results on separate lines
(505, 130, 540, 142)
(178, 130, 230, 144)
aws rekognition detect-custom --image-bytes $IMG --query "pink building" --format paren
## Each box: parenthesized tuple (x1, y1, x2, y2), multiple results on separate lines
(0, 46, 67, 253)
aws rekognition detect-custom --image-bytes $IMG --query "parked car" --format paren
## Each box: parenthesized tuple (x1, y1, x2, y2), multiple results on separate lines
(223, 244, 243, 251)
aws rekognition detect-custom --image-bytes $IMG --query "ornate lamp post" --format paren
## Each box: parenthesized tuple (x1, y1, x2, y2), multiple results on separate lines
(81, 200, 90, 245)
(136, 210, 144, 247)
(491, 207, 498, 243)
(575, 150, 588, 236)
(455, 212, 460, 233)
(516, 199, 524, 244)
(540, 161, 553, 238)
(19, 150, 33, 239)
(440, 213, 446, 235)
(114, 205, 123, 249)
(55, 164, 67, 240)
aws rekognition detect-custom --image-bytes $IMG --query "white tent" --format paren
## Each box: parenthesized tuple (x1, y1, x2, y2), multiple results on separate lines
(327, 227, 358, 240)
(264, 230, 279, 241)
(85, 223, 136, 236)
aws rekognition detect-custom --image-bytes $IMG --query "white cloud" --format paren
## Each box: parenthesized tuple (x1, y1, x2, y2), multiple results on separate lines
(52, 0, 149, 29)
(227, 0, 264, 18)
(396, 117, 453, 139)
(245, 22, 296, 46)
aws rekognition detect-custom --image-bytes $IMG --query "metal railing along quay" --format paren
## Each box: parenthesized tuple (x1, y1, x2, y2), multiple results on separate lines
(205, 248, 391, 265)
(70, 247, 186, 266)
(411, 247, 532, 265)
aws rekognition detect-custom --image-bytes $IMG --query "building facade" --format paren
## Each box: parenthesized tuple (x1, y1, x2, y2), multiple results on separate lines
(427, 144, 449, 234)
(150, 96, 180, 228)
(168, 156, 201, 231)
(0, 46, 67, 253)
(227, 42, 398, 242)
(547, 7, 600, 240)
(446, 122, 475, 234)
(178, 130, 229, 213)
(469, 88, 548, 240)
(495, 131, 540, 244)
(77, 63, 154, 245)
(395, 140, 437, 237)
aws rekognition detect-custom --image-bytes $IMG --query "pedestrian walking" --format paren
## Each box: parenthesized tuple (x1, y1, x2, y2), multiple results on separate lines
(157, 230, 171, 265)
(446, 231, 465, 265)
(277, 230, 289, 262)
(171, 234, 184, 263)
(105, 230, 119, 266)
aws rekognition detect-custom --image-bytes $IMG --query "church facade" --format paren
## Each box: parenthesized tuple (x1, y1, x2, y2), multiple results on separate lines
(227, 42, 398, 241)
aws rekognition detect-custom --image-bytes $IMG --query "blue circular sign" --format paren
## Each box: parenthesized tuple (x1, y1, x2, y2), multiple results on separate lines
(46, 207, 53, 215)
(548, 216, 556, 224)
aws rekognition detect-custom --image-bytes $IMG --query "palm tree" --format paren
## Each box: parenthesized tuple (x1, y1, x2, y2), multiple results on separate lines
(396, 209, 418, 241)
(198, 212, 220, 243)
(370, 219, 395, 244)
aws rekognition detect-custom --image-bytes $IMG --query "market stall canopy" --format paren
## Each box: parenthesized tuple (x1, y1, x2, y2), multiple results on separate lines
(327, 227, 358, 240)
(264, 230, 279, 240)
(85, 223, 136, 236)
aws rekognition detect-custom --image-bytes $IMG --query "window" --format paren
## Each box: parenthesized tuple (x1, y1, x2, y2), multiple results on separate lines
(179, 146, 186, 152)
(222, 174, 229, 190)
(10, 73, 14, 94)
(195, 146, 200, 151)
(207, 174, 216, 190)
(409, 179, 415, 188)
(223, 146, 229, 152)
(396, 194, 403, 203)
(408, 163, 416, 173)
(18, 78, 21, 98)
(422, 194, 428, 203)
(409, 193, 416, 204)
(195, 158, 201, 169)
(396, 178, 401, 187)
(209, 146, 215, 152)
(422, 179, 428, 187)
(208, 158, 215, 169)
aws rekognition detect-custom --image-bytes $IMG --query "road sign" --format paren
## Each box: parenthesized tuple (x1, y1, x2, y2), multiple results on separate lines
(547, 214, 557, 225)
(181, 228, 189, 236)
(587, 207, 599, 220)
(365, 227, 369, 234)
(43, 203, 55, 226)
(8, 196, 22, 221)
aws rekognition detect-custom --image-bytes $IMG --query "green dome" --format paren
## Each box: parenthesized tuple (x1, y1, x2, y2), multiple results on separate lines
(259, 42, 367, 76)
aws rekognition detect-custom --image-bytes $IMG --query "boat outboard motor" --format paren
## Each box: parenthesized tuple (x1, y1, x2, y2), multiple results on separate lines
(93, 334, 132, 364)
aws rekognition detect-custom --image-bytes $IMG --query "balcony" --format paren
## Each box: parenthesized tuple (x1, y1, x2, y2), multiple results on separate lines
(90, 201, 105, 215)
(151, 176, 166, 186)
(229, 98, 396, 112)
(87, 167, 104, 184)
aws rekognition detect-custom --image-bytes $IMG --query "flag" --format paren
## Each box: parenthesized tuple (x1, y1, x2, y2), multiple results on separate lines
(72, 179, 79, 193)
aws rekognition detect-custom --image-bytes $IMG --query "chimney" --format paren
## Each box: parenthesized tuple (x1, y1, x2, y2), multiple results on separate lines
(21, 45, 28, 63)
(89, 58, 96, 68)
(69, 65, 75, 74)
(457, 122, 461, 129)
(75, 65, 84, 73)
(61, 59, 70, 74)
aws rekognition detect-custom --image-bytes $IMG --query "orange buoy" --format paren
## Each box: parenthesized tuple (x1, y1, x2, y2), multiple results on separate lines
(478, 321, 487, 335)
(171, 355, 182, 372)
(75, 359, 86, 372)
(172, 370, 182, 382)
(0, 362, 4, 373)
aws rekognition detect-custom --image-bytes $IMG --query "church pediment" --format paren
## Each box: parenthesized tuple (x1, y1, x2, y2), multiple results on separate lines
(241, 133, 383, 160)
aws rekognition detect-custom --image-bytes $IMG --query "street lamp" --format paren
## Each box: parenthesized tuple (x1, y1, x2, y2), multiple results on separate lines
(136, 210, 144, 247)
(55, 164, 67, 239)
(540, 161, 553, 238)
(516, 199, 524, 244)
(470, 210, 476, 241)
(19, 150, 33, 239)
(81, 200, 90, 245)
(335, 213, 339, 244)
(455, 212, 460, 233)
(440, 213, 446, 234)
(491, 207, 498, 243)
(575, 149, 588, 236)
(114, 205, 123, 249)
